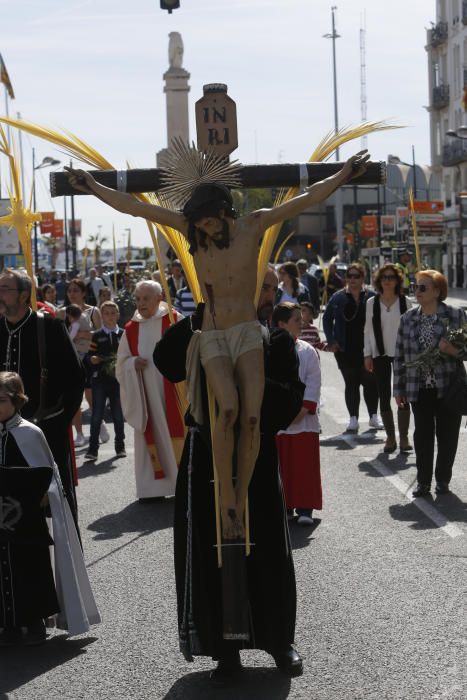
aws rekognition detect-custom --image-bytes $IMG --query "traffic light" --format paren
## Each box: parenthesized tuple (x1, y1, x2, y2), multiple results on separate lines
(160, 0, 180, 12)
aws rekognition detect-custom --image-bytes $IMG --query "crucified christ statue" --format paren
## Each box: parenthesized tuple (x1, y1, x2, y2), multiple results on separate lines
(66, 149, 369, 540)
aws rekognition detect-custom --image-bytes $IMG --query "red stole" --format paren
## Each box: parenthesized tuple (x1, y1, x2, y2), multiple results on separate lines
(125, 314, 185, 479)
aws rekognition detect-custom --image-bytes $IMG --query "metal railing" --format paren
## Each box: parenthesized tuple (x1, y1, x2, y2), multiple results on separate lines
(430, 20, 448, 45)
(432, 84, 450, 109)
(442, 139, 467, 166)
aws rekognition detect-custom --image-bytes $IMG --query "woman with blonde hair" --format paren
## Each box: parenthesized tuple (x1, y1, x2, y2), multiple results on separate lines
(364, 263, 412, 453)
(394, 270, 467, 497)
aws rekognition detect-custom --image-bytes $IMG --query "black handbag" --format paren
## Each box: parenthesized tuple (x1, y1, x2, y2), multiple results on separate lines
(442, 361, 467, 415)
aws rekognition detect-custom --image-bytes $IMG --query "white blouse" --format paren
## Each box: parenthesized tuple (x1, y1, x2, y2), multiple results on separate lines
(277, 338, 321, 435)
(364, 295, 412, 358)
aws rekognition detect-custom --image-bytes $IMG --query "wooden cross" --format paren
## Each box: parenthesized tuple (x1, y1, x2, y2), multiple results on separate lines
(50, 84, 385, 198)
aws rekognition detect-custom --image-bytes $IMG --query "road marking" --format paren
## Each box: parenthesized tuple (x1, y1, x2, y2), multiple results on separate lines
(363, 455, 464, 539)
(322, 432, 464, 539)
(321, 432, 381, 451)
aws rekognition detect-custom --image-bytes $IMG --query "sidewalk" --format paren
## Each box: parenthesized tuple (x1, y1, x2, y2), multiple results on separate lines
(446, 287, 467, 308)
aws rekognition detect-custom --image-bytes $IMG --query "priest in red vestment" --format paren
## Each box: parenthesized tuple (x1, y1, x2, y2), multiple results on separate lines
(116, 280, 184, 501)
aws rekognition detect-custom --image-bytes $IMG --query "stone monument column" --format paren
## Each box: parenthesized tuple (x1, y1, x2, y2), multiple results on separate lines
(157, 32, 190, 168)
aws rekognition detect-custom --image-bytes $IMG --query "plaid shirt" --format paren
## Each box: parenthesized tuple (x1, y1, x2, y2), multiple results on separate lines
(393, 303, 467, 402)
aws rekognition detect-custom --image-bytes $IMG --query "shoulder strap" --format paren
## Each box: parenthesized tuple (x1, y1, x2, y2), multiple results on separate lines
(372, 295, 385, 356)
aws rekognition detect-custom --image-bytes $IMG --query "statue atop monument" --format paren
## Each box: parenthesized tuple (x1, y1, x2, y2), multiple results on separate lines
(168, 32, 184, 69)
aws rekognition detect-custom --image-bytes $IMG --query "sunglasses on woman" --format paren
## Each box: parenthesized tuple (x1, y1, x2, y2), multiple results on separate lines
(380, 274, 397, 281)
(414, 284, 432, 292)
(346, 273, 362, 279)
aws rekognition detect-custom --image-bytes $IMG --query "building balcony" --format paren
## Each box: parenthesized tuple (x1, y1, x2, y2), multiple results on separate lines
(463, 0, 467, 25)
(432, 84, 450, 109)
(429, 20, 448, 45)
(442, 140, 467, 166)
(464, 67, 467, 87)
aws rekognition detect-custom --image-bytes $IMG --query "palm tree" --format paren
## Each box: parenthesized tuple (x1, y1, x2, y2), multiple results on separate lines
(87, 230, 108, 265)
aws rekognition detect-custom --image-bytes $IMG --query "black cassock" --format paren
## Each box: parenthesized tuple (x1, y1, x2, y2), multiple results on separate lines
(0, 311, 85, 520)
(154, 306, 304, 660)
(0, 425, 58, 627)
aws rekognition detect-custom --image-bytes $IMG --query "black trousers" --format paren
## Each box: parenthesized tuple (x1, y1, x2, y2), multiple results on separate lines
(411, 388, 462, 485)
(372, 356, 393, 413)
(335, 352, 378, 418)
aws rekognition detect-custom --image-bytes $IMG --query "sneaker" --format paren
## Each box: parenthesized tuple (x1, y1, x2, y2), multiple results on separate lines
(74, 432, 86, 447)
(413, 483, 431, 498)
(115, 449, 127, 458)
(345, 416, 359, 433)
(84, 452, 98, 461)
(99, 422, 110, 444)
(369, 414, 384, 429)
(297, 514, 314, 526)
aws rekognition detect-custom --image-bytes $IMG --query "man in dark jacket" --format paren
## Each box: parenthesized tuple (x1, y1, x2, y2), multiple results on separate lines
(0, 269, 85, 520)
(297, 259, 320, 314)
(154, 268, 305, 682)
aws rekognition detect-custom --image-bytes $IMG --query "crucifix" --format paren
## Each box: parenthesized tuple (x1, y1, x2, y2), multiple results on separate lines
(61, 83, 383, 535)
(59, 83, 385, 642)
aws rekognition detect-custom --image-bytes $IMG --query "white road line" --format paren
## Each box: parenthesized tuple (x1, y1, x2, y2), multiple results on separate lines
(364, 455, 464, 539)
(322, 432, 464, 539)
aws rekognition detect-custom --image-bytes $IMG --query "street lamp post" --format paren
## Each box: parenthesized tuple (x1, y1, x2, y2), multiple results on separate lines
(32, 149, 60, 271)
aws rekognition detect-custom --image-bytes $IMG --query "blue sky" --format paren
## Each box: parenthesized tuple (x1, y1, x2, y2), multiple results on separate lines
(0, 0, 435, 247)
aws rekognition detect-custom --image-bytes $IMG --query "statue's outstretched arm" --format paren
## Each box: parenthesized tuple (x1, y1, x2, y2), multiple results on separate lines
(255, 150, 370, 230)
(65, 167, 187, 233)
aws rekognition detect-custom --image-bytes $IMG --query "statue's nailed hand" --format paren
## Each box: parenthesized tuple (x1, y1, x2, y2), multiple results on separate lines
(64, 166, 97, 194)
(342, 149, 370, 183)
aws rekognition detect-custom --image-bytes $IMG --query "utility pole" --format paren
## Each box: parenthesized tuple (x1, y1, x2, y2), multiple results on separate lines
(324, 6, 344, 257)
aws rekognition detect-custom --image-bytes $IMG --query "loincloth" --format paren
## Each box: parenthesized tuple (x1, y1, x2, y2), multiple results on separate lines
(199, 320, 263, 367)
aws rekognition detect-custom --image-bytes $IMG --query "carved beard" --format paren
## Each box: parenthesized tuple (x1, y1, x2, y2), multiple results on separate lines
(190, 218, 231, 254)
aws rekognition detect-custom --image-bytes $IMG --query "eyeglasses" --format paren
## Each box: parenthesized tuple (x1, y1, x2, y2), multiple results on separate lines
(381, 275, 397, 281)
(414, 284, 432, 292)
(346, 273, 362, 280)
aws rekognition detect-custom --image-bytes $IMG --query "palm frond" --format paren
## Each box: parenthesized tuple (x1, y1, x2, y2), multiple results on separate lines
(255, 120, 403, 303)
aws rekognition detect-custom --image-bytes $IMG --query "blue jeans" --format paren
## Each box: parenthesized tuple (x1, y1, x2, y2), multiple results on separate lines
(89, 377, 125, 454)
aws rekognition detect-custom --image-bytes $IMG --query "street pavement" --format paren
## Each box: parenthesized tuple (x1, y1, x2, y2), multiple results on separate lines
(2, 348, 467, 700)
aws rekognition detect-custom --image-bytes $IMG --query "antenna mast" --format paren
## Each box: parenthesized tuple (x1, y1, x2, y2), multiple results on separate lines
(360, 13, 367, 149)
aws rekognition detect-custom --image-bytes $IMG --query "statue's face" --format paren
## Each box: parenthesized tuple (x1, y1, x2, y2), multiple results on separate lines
(194, 216, 224, 238)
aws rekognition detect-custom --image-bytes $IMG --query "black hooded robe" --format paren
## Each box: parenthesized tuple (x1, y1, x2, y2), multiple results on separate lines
(154, 306, 304, 659)
(0, 312, 85, 521)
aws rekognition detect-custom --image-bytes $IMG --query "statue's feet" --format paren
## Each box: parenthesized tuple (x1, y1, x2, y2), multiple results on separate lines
(221, 507, 245, 540)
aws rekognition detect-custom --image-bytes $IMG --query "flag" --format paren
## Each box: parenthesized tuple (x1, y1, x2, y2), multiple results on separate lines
(52, 219, 64, 238)
(39, 211, 55, 235)
(0, 55, 15, 99)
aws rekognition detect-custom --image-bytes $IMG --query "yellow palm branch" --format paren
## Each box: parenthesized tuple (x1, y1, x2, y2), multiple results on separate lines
(0, 126, 41, 309)
(255, 120, 401, 304)
(0, 115, 202, 304)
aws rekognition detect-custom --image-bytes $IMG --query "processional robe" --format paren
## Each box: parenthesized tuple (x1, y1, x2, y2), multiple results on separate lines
(276, 338, 323, 511)
(0, 311, 85, 521)
(116, 307, 183, 499)
(154, 305, 305, 659)
(0, 414, 100, 635)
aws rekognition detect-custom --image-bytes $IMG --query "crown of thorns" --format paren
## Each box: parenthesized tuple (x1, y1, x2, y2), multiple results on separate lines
(158, 138, 242, 210)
